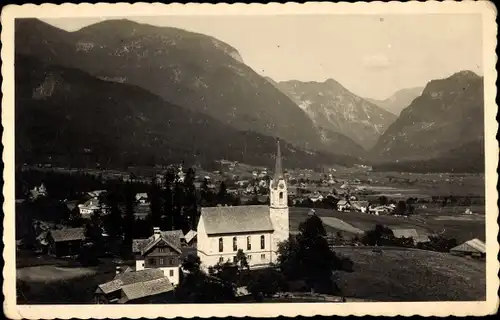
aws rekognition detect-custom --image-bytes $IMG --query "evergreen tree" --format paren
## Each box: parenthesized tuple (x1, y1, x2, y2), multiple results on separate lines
(277, 214, 353, 294)
(217, 181, 227, 205)
(148, 179, 162, 226)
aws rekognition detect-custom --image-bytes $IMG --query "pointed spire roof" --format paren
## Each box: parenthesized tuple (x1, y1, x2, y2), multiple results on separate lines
(273, 138, 283, 181)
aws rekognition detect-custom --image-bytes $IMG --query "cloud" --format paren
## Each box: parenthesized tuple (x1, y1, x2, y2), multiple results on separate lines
(362, 54, 392, 70)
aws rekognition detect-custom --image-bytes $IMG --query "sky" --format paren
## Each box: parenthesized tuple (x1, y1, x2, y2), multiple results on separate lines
(42, 14, 483, 100)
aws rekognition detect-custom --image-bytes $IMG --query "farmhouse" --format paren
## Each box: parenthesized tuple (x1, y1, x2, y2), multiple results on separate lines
(196, 140, 289, 270)
(350, 201, 369, 213)
(95, 268, 174, 304)
(132, 228, 184, 286)
(337, 200, 351, 212)
(450, 238, 486, 258)
(391, 228, 430, 245)
(78, 197, 109, 219)
(135, 193, 149, 204)
(47, 227, 86, 257)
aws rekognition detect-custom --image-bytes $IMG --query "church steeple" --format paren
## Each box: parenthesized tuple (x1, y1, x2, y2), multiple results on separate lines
(273, 138, 283, 182)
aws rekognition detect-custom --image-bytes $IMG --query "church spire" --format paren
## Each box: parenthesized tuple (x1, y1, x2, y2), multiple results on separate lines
(274, 138, 283, 181)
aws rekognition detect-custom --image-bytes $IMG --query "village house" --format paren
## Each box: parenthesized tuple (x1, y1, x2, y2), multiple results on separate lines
(196, 140, 289, 270)
(391, 228, 430, 245)
(135, 193, 149, 204)
(308, 193, 324, 203)
(450, 238, 486, 259)
(95, 268, 174, 304)
(87, 190, 107, 198)
(132, 228, 184, 286)
(78, 197, 109, 219)
(350, 201, 369, 213)
(337, 200, 351, 212)
(29, 183, 47, 200)
(47, 227, 86, 257)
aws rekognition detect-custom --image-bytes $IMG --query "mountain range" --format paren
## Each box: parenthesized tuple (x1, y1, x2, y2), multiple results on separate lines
(16, 54, 357, 169)
(371, 70, 484, 172)
(15, 18, 375, 165)
(14, 18, 485, 172)
(271, 79, 397, 150)
(366, 87, 424, 116)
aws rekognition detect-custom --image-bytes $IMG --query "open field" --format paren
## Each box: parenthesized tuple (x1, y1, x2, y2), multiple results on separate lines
(16, 252, 119, 304)
(289, 207, 485, 243)
(334, 247, 486, 301)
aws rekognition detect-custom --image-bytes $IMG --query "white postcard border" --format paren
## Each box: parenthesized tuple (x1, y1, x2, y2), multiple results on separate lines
(2, 1, 498, 319)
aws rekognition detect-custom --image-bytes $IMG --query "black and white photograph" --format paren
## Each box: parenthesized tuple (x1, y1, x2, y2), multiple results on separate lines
(2, 1, 498, 318)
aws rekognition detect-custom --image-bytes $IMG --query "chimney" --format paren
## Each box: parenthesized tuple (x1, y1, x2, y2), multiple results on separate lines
(153, 227, 161, 240)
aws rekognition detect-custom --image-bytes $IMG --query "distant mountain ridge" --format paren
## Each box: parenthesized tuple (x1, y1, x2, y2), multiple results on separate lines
(15, 18, 331, 155)
(16, 54, 359, 169)
(370, 70, 484, 172)
(366, 86, 424, 116)
(272, 78, 397, 150)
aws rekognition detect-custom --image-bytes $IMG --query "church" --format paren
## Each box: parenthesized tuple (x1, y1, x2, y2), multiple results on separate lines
(196, 140, 290, 269)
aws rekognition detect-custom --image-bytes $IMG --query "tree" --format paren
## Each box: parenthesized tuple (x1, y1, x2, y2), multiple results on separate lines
(247, 268, 288, 300)
(395, 200, 407, 215)
(217, 181, 227, 204)
(378, 196, 389, 206)
(361, 224, 394, 246)
(277, 214, 353, 294)
(103, 201, 123, 240)
(235, 249, 249, 271)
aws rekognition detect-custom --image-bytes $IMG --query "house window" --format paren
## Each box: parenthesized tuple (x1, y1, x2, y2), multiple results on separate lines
(159, 258, 164, 266)
(247, 236, 251, 250)
(219, 238, 223, 252)
(148, 258, 156, 266)
(169, 270, 174, 277)
(219, 257, 224, 263)
(260, 235, 265, 249)
(159, 247, 165, 253)
(247, 255, 252, 261)
(233, 237, 237, 251)
(261, 254, 266, 261)
(169, 258, 175, 265)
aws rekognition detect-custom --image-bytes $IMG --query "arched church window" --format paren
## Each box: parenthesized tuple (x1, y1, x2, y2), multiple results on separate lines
(233, 237, 237, 251)
(219, 238, 223, 252)
(279, 192, 283, 200)
(260, 235, 265, 249)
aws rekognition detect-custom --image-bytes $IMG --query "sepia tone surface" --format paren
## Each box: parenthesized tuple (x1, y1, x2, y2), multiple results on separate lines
(2, 2, 498, 319)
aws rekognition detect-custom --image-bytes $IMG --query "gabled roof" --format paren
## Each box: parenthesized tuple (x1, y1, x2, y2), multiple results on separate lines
(184, 230, 197, 243)
(391, 229, 419, 239)
(135, 193, 148, 201)
(141, 235, 182, 256)
(50, 228, 85, 242)
(451, 238, 486, 254)
(200, 205, 273, 235)
(120, 277, 174, 303)
(97, 269, 165, 294)
(351, 201, 369, 208)
(132, 230, 183, 254)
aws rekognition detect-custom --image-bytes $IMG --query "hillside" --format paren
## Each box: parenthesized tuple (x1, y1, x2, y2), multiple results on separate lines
(366, 86, 424, 116)
(15, 54, 359, 169)
(371, 71, 484, 169)
(15, 18, 330, 154)
(275, 79, 397, 150)
(371, 139, 485, 173)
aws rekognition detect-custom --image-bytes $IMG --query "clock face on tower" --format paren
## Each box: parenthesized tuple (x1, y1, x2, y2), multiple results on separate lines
(279, 183, 285, 189)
